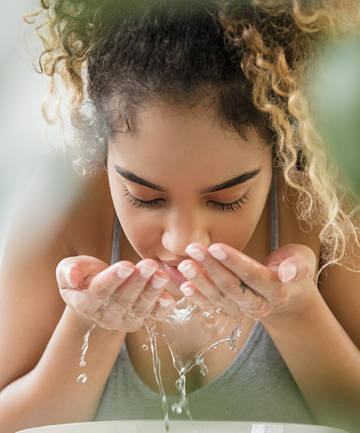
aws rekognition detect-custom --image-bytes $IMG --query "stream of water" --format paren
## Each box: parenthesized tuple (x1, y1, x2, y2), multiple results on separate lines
(77, 298, 242, 432)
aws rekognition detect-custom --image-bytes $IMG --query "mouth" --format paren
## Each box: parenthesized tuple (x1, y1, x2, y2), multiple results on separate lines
(159, 260, 188, 285)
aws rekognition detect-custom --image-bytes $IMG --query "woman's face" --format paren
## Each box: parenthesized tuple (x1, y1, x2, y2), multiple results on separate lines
(107, 104, 273, 298)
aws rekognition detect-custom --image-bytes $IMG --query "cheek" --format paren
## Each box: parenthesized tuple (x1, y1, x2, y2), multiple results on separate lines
(218, 216, 257, 252)
(115, 205, 160, 256)
(219, 189, 270, 251)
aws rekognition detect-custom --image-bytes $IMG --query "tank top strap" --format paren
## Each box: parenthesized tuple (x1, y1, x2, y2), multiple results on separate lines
(110, 171, 279, 263)
(111, 213, 122, 265)
(270, 170, 279, 253)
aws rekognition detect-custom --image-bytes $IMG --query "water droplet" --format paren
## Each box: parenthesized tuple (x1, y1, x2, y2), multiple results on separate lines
(142, 344, 148, 351)
(78, 323, 96, 372)
(77, 373, 87, 384)
(199, 360, 209, 376)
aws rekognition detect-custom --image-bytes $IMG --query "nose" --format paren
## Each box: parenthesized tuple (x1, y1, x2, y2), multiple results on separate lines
(161, 210, 210, 256)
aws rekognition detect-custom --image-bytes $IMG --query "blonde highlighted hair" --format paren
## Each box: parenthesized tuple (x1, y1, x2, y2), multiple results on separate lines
(25, 0, 360, 270)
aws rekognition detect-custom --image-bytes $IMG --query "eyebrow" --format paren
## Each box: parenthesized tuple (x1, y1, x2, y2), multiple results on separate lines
(114, 166, 261, 194)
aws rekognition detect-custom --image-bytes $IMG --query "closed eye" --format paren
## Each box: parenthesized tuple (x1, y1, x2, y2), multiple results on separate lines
(124, 190, 249, 212)
(209, 195, 248, 212)
(124, 191, 164, 209)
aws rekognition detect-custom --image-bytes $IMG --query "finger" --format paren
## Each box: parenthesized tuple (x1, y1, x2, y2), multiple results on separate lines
(279, 246, 317, 283)
(178, 259, 247, 321)
(56, 255, 109, 289)
(186, 243, 261, 296)
(264, 243, 317, 283)
(84, 261, 135, 311)
(128, 270, 170, 317)
(61, 260, 136, 317)
(179, 281, 214, 309)
(94, 261, 162, 330)
(185, 245, 271, 319)
(149, 292, 177, 320)
(204, 243, 288, 305)
(110, 259, 159, 309)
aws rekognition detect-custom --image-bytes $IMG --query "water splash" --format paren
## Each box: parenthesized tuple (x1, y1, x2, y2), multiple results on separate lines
(76, 373, 87, 384)
(147, 322, 170, 432)
(146, 297, 243, 426)
(77, 323, 96, 384)
(75, 299, 243, 433)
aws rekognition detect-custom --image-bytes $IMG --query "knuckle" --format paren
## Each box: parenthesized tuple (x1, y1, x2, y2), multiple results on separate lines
(139, 290, 157, 304)
(207, 292, 223, 306)
(243, 269, 260, 286)
(271, 286, 290, 305)
(131, 305, 149, 318)
(77, 300, 95, 317)
(123, 312, 143, 328)
(233, 310, 245, 322)
(219, 278, 241, 298)
(97, 311, 120, 330)
(128, 278, 146, 293)
(97, 317, 114, 330)
(247, 304, 272, 320)
(92, 283, 111, 300)
(205, 259, 221, 274)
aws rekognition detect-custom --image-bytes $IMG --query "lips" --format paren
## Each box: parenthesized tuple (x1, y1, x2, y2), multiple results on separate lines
(160, 260, 188, 284)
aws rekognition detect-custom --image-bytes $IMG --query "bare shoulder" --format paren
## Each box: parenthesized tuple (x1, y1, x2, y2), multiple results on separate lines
(318, 233, 360, 349)
(278, 174, 322, 263)
(279, 174, 360, 348)
(0, 149, 113, 390)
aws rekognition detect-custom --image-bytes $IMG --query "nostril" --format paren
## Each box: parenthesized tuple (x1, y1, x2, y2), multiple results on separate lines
(162, 229, 210, 256)
(161, 232, 188, 257)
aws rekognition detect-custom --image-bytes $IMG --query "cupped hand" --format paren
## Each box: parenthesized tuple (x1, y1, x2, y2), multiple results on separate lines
(177, 243, 317, 322)
(56, 256, 175, 331)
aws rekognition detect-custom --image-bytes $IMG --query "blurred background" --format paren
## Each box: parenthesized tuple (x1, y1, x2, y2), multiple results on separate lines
(0, 1, 359, 263)
(0, 0, 60, 261)
(313, 36, 360, 194)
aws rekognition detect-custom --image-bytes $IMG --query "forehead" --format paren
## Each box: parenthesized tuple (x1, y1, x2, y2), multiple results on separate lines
(108, 104, 271, 181)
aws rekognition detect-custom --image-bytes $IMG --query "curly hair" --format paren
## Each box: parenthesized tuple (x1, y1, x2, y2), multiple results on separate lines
(24, 0, 360, 270)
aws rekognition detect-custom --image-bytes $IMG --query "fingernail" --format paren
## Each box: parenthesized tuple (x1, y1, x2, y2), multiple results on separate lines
(64, 266, 72, 286)
(185, 247, 205, 261)
(151, 275, 168, 289)
(117, 264, 134, 279)
(208, 245, 227, 260)
(139, 263, 158, 279)
(159, 297, 172, 308)
(178, 263, 197, 279)
(180, 284, 194, 296)
(281, 263, 297, 282)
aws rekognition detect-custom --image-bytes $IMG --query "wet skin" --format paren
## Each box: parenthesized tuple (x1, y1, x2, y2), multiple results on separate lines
(107, 103, 274, 303)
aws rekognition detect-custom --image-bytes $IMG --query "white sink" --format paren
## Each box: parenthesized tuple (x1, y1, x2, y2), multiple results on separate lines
(16, 420, 349, 433)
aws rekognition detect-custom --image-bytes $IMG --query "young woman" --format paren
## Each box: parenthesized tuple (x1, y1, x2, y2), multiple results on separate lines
(1, 0, 360, 432)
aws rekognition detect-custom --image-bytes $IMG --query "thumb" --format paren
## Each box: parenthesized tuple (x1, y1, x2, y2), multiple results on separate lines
(56, 255, 109, 289)
(265, 244, 317, 283)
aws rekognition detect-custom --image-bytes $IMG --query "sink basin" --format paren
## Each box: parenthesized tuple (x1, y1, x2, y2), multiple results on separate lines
(16, 420, 349, 433)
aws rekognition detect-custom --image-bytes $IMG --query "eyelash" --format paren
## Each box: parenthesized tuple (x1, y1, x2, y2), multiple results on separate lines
(123, 191, 249, 212)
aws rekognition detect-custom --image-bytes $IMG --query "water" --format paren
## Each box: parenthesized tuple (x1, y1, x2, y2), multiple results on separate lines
(146, 297, 243, 427)
(76, 373, 87, 384)
(147, 322, 171, 432)
(76, 299, 243, 432)
(77, 323, 96, 384)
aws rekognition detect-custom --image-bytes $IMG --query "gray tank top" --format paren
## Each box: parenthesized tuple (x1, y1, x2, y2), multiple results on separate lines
(95, 173, 315, 424)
